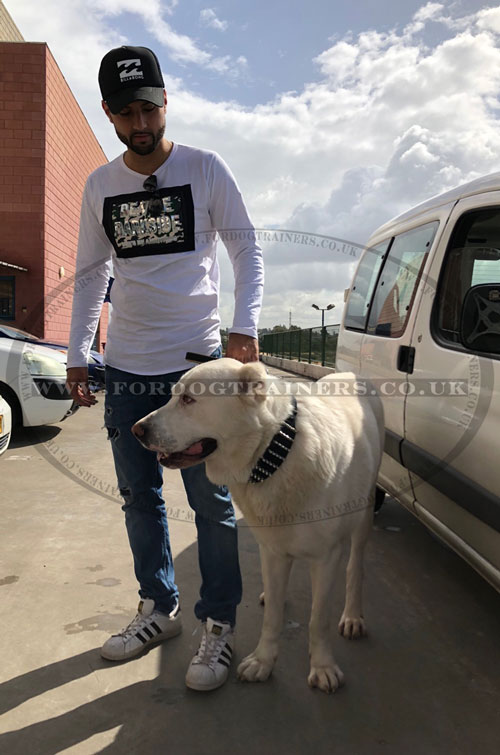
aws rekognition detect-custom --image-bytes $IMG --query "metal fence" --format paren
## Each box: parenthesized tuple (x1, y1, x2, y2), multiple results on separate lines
(260, 325, 340, 367)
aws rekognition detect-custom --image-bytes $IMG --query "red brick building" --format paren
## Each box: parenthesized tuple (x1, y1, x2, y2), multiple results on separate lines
(0, 36, 109, 350)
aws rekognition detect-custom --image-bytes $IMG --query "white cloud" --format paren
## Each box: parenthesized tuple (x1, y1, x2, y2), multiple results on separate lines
(200, 8, 228, 32)
(5, 0, 244, 76)
(214, 6, 500, 327)
(476, 5, 500, 34)
(86, 0, 236, 71)
(164, 15, 500, 237)
(404, 1, 445, 34)
(414, 2, 444, 22)
(5, 1, 500, 330)
(314, 41, 358, 85)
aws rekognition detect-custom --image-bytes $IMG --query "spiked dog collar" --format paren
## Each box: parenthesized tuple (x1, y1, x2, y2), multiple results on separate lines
(248, 397, 298, 484)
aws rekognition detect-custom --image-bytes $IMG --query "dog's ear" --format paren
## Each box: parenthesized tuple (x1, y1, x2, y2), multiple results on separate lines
(238, 361, 267, 403)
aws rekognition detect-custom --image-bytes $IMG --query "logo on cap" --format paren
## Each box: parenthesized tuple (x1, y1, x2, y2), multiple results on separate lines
(117, 59, 144, 82)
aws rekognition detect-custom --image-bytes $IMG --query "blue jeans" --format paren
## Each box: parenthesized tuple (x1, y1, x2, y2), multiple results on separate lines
(103, 354, 242, 626)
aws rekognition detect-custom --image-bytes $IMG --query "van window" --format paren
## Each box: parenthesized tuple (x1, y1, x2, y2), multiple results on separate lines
(344, 240, 390, 330)
(436, 207, 500, 351)
(367, 221, 438, 338)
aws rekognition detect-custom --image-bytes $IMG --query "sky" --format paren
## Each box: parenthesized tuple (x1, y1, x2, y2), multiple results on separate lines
(5, 0, 500, 329)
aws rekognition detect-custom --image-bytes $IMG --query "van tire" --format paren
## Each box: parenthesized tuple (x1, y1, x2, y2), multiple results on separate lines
(374, 486, 386, 513)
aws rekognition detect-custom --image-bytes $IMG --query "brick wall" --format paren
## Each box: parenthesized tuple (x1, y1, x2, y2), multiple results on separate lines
(0, 42, 45, 334)
(43, 45, 108, 346)
(0, 40, 109, 352)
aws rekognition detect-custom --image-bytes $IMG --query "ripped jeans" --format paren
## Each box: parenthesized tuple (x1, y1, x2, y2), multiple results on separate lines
(104, 356, 242, 626)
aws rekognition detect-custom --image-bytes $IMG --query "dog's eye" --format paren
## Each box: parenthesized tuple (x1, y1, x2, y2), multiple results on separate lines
(181, 393, 195, 405)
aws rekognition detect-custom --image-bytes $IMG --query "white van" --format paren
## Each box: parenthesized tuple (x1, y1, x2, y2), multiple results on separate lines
(336, 172, 500, 592)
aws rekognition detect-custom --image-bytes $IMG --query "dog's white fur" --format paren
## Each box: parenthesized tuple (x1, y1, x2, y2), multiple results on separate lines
(134, 358, 384, 694)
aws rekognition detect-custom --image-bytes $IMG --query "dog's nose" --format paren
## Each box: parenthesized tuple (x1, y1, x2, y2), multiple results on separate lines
(131, 421, 145, 439)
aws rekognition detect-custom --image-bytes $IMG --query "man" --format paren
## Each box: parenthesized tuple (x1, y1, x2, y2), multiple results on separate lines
(66, 45, 263, 692)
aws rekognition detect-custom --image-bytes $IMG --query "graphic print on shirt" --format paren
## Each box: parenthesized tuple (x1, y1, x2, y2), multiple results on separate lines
(103, 184, 195, 259)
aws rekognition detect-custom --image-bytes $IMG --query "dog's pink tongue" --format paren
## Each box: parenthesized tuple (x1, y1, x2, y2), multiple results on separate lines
(184, 441, 204, 456)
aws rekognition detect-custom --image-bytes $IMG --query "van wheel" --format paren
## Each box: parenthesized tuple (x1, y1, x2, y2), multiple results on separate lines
(374, 486, 385, 513)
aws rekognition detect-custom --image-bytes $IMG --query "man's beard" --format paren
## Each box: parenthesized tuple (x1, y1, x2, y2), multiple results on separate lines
(116, 124, 166, 155)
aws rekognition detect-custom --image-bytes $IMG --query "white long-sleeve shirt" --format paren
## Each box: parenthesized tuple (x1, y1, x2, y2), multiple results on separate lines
(67, 143, 264, 374)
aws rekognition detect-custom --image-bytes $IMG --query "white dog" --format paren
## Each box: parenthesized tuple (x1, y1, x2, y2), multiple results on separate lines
(132, 358, 384, 694)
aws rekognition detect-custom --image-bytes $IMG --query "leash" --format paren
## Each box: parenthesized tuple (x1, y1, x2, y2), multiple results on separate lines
(185, 351, 219, 363)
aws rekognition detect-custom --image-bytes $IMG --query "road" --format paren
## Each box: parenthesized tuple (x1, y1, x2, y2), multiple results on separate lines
(1, 365, 499, 754)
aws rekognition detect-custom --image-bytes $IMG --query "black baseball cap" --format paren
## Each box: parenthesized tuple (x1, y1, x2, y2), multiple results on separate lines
(99, 46, 165, 114)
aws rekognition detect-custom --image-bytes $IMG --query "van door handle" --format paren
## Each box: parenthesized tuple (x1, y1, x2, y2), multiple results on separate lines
(397, 346, 415, 374)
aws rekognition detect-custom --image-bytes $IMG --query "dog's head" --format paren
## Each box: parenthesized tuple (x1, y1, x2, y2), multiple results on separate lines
(131, 358, 268, 473)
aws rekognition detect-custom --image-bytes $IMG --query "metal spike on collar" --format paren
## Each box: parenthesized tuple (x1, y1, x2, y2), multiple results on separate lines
(268, 449, 286, 461)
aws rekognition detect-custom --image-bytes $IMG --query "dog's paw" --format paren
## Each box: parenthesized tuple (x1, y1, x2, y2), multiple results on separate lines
(307, 664, 345, 694)
(338, 614, 367, 639)
(237, 652, 274, 682)
(259, 591, 265, 605)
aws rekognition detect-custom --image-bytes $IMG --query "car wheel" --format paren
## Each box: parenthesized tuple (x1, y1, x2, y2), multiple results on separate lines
(0, 384, 22, 428)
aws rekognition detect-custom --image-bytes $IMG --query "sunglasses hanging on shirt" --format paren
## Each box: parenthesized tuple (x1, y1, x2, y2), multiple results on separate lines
(143, 174, 164, 217)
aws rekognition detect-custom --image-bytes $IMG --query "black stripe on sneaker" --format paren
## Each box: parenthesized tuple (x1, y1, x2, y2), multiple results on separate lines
(224, 643, 233, 655)
(218, 658, 230, 668)
(135, 631, 148, 644)
(220, 650, 232, 662)
(143, 627, 154, 639)
(150, 621, 163, 634)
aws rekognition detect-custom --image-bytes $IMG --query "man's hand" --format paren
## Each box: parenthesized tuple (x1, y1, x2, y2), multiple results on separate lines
(226, 333, 259, 363)
(66, 366, 98, 407)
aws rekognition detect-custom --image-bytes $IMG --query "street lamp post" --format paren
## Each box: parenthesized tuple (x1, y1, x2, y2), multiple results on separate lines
(311, 302, 335, 327)
(311, 303, 335, 366)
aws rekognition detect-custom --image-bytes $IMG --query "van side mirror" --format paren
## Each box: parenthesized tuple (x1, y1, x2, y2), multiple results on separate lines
(460, 284, 500, 354)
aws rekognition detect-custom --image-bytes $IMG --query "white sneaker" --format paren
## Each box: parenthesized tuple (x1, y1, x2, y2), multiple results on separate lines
(185, 617, 234, 691)
(101, 599, 181, 661)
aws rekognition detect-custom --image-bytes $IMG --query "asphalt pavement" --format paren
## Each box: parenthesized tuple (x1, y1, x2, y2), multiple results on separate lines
(1, 367, 499, 755)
